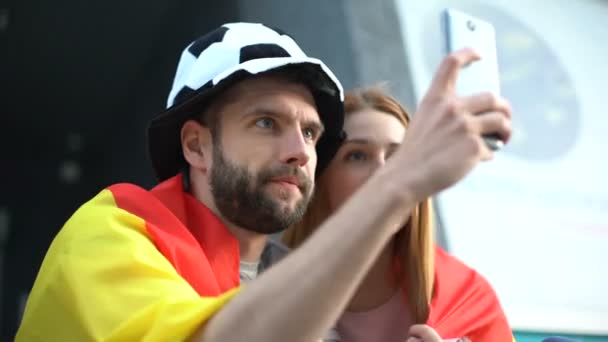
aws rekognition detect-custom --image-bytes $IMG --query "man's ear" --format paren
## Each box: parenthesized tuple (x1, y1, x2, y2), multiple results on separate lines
(181, 120, 212, 172)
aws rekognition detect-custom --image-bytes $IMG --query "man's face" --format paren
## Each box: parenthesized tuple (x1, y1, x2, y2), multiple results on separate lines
(208, 76, 323, 234)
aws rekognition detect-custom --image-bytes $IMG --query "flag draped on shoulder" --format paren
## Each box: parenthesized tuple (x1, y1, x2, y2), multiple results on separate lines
(16, 175, 241, 341)
(429, 247, 515, 342)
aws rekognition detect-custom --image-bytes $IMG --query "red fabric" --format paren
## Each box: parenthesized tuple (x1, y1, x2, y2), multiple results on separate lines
(109, 175, 511, 341)
(428, 247, 513, 342)
(109, 174, 240, 296)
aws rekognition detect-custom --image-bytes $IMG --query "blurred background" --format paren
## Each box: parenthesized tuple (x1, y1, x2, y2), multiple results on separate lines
(1, 0, 606, 340)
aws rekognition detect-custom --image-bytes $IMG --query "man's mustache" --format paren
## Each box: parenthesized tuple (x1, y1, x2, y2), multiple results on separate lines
(259, 166, 312, 193)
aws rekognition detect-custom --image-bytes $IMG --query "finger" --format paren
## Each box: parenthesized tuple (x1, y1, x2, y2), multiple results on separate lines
(459, 92, 512, 119)
(429, 48, 481, 95)
(473, 111, 512, 143)
(406, 338, 422, 342)
(408, 324, 442, 341)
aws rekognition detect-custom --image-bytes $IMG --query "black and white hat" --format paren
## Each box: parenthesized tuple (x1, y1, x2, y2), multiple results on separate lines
(148, 22, 345, 181)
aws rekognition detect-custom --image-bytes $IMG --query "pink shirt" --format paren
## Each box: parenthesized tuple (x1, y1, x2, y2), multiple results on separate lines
(335, 290, 411, 342)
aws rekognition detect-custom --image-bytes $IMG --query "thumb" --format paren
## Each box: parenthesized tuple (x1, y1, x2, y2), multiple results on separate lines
(408, 324, 442, 341)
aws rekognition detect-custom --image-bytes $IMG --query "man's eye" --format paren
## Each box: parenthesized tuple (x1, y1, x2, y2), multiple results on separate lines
(345, 151, 367, 161)
(255, 117, 275, 129)
(303, 127, 317, 140)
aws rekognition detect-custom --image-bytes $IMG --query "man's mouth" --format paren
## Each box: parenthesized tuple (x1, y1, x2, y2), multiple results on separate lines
(270, 176, 300, 187)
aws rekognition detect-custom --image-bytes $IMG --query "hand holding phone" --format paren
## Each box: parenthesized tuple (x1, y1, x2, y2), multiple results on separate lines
(443, 8, 504, 151)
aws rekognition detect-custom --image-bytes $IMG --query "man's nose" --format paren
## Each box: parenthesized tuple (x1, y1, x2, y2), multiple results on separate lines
(278, 128, 312, 167)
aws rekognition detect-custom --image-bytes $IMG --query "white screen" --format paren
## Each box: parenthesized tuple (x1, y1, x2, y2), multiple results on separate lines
(395, 0, 608, 334)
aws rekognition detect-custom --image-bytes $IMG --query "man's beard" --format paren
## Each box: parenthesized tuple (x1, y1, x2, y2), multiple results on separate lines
(209, 144, 313, 234)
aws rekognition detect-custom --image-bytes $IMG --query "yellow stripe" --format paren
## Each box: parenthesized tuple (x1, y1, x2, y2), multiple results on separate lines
(17, 189, 240, 341)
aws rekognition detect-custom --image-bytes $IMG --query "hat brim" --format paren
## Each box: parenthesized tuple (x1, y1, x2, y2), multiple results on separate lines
(147, 57, 345, 182)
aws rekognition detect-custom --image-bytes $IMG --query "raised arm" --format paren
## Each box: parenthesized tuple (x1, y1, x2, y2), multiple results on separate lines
(198, 49, 512, 342)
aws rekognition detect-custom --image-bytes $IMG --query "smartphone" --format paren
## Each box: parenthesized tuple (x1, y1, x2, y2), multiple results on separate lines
(443, 8, 504, 151)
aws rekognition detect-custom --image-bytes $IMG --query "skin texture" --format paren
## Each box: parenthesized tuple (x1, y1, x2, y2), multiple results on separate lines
(181, 76, 322, 261)
(323, 108, 406, 213)
(303, 107, 443, 341)
(187, 49, 511, 342)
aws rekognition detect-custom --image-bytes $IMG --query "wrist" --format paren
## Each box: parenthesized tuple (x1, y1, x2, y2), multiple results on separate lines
(373, 161, 427, 208)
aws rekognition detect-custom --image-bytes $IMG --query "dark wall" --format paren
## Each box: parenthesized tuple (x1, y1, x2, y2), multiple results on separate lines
(0, 1, 359, 339)
(0, 0, 242, 338)
(237, 0, 358, 90)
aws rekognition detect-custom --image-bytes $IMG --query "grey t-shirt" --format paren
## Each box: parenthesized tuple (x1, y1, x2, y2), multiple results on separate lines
(239, 260, 259, 283)
(239, 238, 289, 282)
(240, 239, 340, 341)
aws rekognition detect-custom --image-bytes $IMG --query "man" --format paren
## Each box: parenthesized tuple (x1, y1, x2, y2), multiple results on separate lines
(17, 23, 512, 341)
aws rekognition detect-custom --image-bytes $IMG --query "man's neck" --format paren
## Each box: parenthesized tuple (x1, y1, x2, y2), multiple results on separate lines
(226, 224, 269, 262)
(189, 171, 269, 262)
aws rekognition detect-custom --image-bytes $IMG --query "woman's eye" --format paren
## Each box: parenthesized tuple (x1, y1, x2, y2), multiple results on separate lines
(255, 117, 275, 129)
(345, 151, 367, 161)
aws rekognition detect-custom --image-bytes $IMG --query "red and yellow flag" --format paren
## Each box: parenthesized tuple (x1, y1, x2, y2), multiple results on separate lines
(429, 247, 515, 342)
(17, 175, 241, 341)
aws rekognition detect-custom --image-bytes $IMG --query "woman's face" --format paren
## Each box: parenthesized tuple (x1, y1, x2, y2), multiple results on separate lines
(322, 108, 406, 210)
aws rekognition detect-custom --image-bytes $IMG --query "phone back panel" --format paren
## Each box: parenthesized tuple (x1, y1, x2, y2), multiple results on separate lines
(444, 9, 501, 97)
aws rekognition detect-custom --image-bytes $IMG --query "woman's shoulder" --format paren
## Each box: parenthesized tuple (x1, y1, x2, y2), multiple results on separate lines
(433, 245, 499, 299)
(430, 246, 512, 339)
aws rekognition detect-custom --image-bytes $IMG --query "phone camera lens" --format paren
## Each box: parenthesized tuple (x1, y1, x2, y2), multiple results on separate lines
(467, 20, 476, 31)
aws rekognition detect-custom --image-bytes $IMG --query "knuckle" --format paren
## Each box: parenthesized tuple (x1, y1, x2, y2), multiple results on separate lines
(444, 53, 461, 67)
(494, 114, 510, 133)
(455, 115, 471, 133)
(444, 100, 460, 116)
(500, 115, 511, 130)
(502, 100, 513, 118)
(500, 117, 513, 139)
(485, 92, 500, 108)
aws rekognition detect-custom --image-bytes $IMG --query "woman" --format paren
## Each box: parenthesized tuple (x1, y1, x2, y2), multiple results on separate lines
(283, 88, 514, 342)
